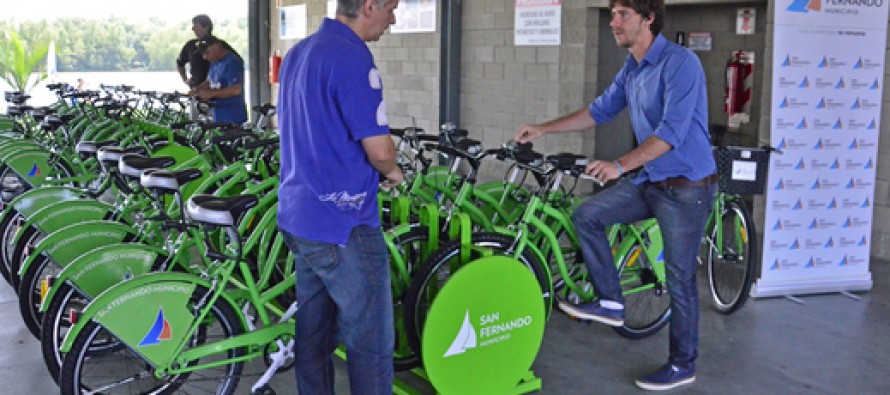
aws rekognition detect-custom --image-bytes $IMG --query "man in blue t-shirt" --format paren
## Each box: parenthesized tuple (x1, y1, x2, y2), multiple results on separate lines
(194, 37, 247, 124)
(277, 0, 402, 393)
(516, 0, 716, 392)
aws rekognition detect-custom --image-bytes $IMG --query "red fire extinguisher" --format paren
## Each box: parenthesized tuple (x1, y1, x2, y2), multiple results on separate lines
(269, 50, 282, 84)
(725, 51, 752, 115)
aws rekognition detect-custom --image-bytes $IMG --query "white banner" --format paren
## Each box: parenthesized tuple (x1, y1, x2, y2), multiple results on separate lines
(514, 0, 561, 46)
(753, 0, 889, 297)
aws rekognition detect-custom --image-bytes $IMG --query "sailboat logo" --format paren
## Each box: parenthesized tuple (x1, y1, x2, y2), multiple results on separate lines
(444, 310, 477, 357)
(139, 307, 173, 347)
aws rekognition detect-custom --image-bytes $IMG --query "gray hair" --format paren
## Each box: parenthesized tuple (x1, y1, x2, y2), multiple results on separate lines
(337, 0, 392, 18)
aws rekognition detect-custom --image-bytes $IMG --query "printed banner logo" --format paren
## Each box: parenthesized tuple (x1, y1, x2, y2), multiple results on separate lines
(787, 0, 821, 13)
(139, 307, 172, 347)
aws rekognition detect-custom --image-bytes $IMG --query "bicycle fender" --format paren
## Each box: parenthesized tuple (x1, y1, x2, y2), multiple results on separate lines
(40, 243, 169, 312)
(3, 150, 54, 188)
(2, 186, 86, 221)
(59, 272, 244, 368)
(12, 199, 114, 246)
(18, 221, 136, 278)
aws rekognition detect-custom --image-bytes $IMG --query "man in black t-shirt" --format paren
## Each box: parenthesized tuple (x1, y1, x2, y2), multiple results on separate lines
(176, 14, 214, 88)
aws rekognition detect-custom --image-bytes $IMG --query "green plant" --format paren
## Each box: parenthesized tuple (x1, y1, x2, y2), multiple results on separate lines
(0, 28, 49, 93)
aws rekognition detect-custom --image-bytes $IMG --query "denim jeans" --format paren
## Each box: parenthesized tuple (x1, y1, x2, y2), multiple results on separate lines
(572, 178, 716, 369)
(281, 225, 394, 395)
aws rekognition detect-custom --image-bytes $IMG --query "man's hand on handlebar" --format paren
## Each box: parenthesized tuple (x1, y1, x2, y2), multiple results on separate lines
(515, 124, 546, 144)
(584, 160, 621, 183)
(380, 168, 405, 189)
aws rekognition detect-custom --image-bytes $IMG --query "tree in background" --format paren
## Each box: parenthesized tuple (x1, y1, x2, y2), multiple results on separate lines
(0, 28, 49, 92)
(0, 18, 248, 72)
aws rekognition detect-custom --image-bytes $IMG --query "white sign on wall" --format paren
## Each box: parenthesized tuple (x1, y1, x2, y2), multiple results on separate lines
(514, 0, 561, 46)
(392, 0, 437, 33)
(280, 4, 307, 39)
(754, 0, 889, 298)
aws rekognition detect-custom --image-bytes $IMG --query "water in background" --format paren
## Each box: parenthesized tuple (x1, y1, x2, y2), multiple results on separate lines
(1, 70, 252, 112)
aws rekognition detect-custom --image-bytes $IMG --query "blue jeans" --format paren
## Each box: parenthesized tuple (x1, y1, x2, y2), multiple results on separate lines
(572, 178, 715, 369)
(281, 225, 394, 395)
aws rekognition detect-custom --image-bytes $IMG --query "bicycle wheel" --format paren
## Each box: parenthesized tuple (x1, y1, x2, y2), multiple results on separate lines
(8, 224, 40, 290)
(389, 226, 436, 371)
(612, 244, 672, 339)
(403, 232, 549, 363)
(0, 210, 23, 284)
(706, 198, 756, 314)
(41, 283, 97, 383)
(59, 285, 245, 395)
(17, 253, 61, 338)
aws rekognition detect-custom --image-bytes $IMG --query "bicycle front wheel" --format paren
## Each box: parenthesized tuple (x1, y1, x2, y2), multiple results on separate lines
(59, 285, 245, 395)
(706, 198, 757, 314)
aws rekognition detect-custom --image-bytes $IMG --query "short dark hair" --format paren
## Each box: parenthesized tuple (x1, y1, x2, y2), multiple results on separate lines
(609, 0, 665, 35)
(336, 0, 392, 18)
(192, 14, 214, 35)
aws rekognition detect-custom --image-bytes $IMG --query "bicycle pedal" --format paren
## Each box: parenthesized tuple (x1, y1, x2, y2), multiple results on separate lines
(251, 384, 276, 395)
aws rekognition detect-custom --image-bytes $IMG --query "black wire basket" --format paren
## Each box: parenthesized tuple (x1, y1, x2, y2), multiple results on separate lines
(713, 146, 771, 195)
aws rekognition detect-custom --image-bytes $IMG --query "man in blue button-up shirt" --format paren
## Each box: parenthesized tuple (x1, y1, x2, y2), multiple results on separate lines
(516, 0, 716, 391)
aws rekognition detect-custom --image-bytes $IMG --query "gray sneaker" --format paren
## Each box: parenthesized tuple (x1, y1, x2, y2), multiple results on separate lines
(559, 301, 624, 327)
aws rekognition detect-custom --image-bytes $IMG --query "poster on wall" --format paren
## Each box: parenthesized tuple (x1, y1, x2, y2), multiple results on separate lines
(392, 0, 436, 33)
(327, 0, 336, 19)
(280, 4, 307, 39)
(514, 0, 561, 46)
(754, 0, 889, 298)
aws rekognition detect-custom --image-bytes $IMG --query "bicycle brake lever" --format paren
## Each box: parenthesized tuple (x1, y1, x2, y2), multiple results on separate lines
(578, 174, 604, 186)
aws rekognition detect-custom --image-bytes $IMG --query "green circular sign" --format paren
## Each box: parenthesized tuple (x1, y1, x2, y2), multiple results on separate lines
(422, 256, 546, 394)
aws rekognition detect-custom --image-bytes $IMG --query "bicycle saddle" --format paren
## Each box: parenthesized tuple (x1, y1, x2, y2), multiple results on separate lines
(76, 140, 120, 156)
(96, 146, 147, 168)
(141, 168, 203, 194)
(187, 194, 258, 227)
(118, 154, 175, 179)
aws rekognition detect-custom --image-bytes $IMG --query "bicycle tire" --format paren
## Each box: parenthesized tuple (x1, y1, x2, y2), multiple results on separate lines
(17, 253, 59, 338)
(403, 232, 550, 364)
(59, 284, 245, 395)
(9, 224, 40, 291)
(41, 283, 97, 383)
(707, 198, 756, 314)
(0, 209, 22, 284)
(612, 244, 672, 339)
(389, 226, 437, 371)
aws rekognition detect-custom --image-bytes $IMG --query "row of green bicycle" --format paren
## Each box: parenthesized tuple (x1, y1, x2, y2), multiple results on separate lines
(0, 84, 762, 394)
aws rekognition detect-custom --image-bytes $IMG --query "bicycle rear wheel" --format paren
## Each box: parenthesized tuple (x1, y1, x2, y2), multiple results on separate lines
(612, 245, 671, 339)
(706, 198, 756, 314)
(59, 285, 245, 395)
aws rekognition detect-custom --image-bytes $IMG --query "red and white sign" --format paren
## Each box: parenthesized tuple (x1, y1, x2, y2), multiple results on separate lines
(736, 8, 756, 35)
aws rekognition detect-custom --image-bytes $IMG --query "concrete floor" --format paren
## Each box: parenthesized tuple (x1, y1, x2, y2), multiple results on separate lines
(2, 262, 889, 394)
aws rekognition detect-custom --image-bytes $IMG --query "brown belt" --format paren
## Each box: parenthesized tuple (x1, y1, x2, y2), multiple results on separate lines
(649, 173, 718, 189)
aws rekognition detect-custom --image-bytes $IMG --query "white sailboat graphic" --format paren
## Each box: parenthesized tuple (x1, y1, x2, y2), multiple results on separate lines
(443, 310, 477, 357)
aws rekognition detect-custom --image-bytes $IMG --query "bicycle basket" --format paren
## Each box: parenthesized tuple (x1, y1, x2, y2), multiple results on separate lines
(713, 146, 771, 195)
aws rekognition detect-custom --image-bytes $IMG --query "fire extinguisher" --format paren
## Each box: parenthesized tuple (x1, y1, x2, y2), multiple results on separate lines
(724, 51, 752, 115)
(269, 50, 282, 84)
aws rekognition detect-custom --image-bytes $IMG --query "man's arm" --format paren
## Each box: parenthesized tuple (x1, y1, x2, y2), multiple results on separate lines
(177, 65, 188, 85)
(515, 108, 596, 144)
(361, 134, 404, 187)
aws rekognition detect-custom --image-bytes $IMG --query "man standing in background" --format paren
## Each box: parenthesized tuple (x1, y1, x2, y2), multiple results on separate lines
(176, 14, 213, 88)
